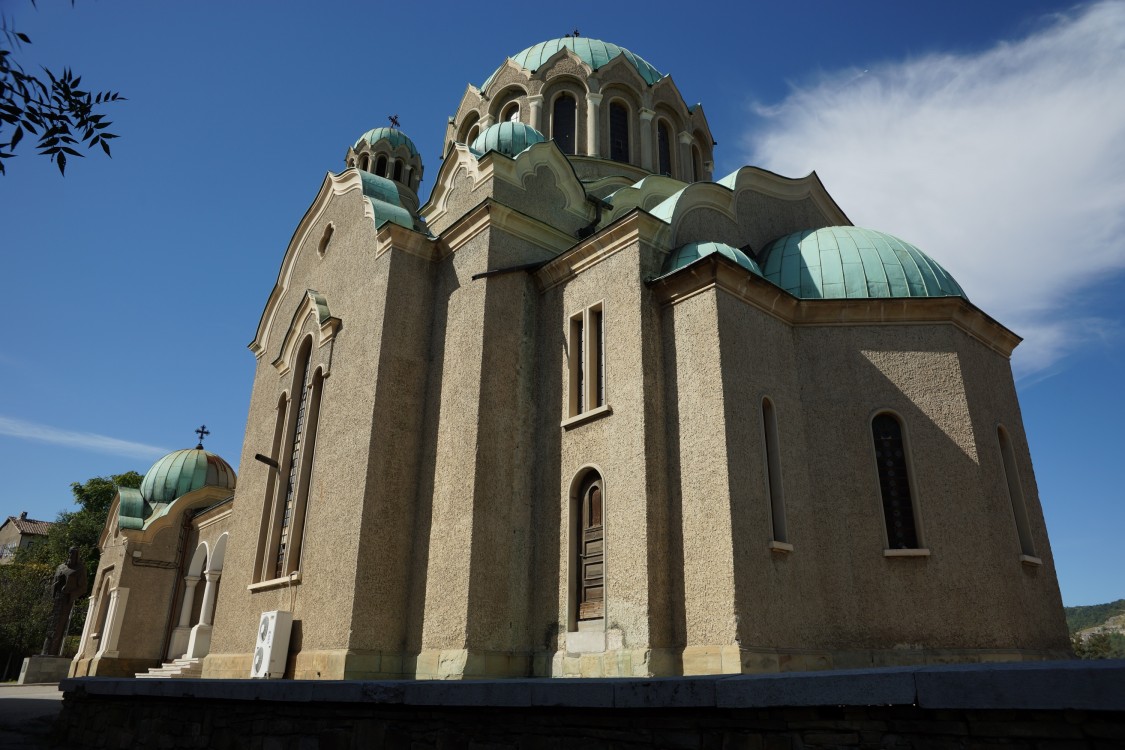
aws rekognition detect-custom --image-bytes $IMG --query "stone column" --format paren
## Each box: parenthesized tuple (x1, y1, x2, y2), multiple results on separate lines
(479, 113, 495, 131)
(585, 93, 603, 157)
(638, 108, 655, 171)
(178, 576, 201, 627)
(198, 570, 221, 627)
(527, 95, 543, 132)
(186, 571, 221, 659)
(168, 575, 200, 658)
(96, 587, 128, 657)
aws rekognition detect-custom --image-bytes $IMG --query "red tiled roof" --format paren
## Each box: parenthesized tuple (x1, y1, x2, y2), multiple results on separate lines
(5, 515, 53, 536)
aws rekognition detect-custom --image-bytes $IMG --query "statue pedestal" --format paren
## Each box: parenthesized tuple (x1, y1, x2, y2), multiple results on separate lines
(19, 655, 72, 684)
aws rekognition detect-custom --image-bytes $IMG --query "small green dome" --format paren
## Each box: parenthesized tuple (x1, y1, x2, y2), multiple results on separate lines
(470, 121, 546, 159)
(759, 227, 966, 300)
(663, 241, 762, 277)
(482, 38, 664, 89)
(354, 127, 419, 157)
(140, 448, 237, 506)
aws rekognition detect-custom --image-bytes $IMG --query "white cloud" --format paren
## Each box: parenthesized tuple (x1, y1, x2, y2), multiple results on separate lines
(0, 415, 168, 460)
(744, 1, 1125, 375)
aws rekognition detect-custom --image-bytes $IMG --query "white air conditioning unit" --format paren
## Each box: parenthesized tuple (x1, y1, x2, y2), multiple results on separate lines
(250, 610, 292, 679)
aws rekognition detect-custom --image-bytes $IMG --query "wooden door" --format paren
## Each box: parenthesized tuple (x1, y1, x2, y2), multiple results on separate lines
(579, 477, 604, 621)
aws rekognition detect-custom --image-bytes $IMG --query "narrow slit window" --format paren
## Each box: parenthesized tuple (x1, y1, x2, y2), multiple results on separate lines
(657, 121, 672, 176)
(375, 155, 387, 177)
(553, 94, 577, 155)
(592, 306, 604, 409)
(568, 303, 606, 417)
(610, 102, 629, 163)
(762, 398, 787, 543)
(872, 413, 920, 549)
(998, 426, 1036, 557)
(392, 160, 403, 182)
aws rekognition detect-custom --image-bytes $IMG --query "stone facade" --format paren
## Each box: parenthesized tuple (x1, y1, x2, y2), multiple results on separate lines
(74, 36, 1070, 682)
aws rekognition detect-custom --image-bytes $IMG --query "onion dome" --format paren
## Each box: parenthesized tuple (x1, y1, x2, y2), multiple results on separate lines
(354, 127, 419, 157)
(662, 241, 762, 277)
(470, 121, 546, 159)
(140, 448, 237, 506)
(758, 227, 966, 300)
(483, 37, 664, 89)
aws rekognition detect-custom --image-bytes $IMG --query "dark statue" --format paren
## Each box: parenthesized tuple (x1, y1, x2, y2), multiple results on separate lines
(42, 546, 88, 656)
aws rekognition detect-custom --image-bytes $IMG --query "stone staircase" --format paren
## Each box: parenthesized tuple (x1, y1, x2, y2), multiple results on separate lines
(136, 658, 203, 679)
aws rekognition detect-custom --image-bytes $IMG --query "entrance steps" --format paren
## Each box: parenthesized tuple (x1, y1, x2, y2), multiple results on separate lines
(136, 657, 203, 679)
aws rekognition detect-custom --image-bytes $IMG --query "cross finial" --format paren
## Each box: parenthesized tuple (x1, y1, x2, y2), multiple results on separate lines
(572, 28, 580, 38)
(194, 424, 210, 449)
(388, 114, 400, 128)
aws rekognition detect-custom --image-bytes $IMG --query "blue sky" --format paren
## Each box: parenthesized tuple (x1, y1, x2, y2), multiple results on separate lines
(0, 1, 1121, 606)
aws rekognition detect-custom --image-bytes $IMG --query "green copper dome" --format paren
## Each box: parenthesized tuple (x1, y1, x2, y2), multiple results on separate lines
(354, 127, 419, 157)
(140, 448, 237, 506)
(470, 121, 546, 159)
(759, 227, 966, 301)
(662, 241, 762, 278)
(482, 38, 664, 90)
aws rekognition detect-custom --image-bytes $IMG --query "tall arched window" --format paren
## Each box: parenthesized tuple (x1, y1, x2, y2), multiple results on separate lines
(657, 120, 672, 176)
(259, 337, 324, 580)
(359, 154, 370, 172)
(762, 398, 787, 544)
(573, 471, 604, 624)
(392, 159, 403, 182)
(871, 413, 921, 549)
(998, 426, 1037, 558)
(375, 155, 387, 177)
(502, 101, 520, 122)
(691, 144, 702, 182)
(609, 102, 629, 163)
(552, 94, 577, 155)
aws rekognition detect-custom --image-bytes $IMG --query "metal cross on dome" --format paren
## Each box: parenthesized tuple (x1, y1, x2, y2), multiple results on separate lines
(388, 114, 400, 128)
(195, 424, 210, 449)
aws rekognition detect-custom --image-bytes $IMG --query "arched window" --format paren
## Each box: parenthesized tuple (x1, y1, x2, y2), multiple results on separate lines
(691, 144, 702, 182)
(657, 120, 672, 176)
(392, 159, 403, 182)
(609, 102, 629, 163)
(552, 94, 577, 155)
(871, 413, 921, 549)
(259, 337, 324, 580)
(572, 471, 604, 625)
(998, 426, 1037, 559)
(762, 398, 787, 544)
(502, 101, 520, 122)
(375, 155, 387, 177)
(466, 124, 480, 144)
(358, 154, 369, 172)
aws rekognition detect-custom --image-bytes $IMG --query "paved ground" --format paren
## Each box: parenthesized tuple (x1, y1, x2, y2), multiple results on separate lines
(0, 683, 64, 750)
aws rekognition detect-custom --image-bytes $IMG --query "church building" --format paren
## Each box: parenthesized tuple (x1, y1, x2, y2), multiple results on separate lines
(71, 36, 1071, 681)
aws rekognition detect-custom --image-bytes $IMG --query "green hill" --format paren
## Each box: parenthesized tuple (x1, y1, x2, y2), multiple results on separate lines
(1065, 599, 1125, 633)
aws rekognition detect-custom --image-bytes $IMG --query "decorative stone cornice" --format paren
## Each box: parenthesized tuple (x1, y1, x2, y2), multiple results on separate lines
(536, 210, 668, 291)
(272, 290, 342, 375)
(650, 255, 1022, 356)
(250, 171, 371, 359)
(436, 200, 576, 262)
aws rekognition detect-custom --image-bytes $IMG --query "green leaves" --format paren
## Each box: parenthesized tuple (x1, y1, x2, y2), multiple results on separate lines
(1, 16, 124, 175)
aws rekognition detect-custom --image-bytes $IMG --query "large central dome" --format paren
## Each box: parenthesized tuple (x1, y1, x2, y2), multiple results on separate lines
(482, 37, 664, 89)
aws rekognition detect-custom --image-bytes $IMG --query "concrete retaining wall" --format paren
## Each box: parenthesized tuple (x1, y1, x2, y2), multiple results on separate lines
(55, 660, 1125, 749)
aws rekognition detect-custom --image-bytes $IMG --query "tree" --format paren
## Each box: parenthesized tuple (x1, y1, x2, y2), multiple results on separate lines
(0, 471, 140, 675)
(1071, 631, 1125, 660)
(0, 10, 124, 175)
(15, 471, 142, 575)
